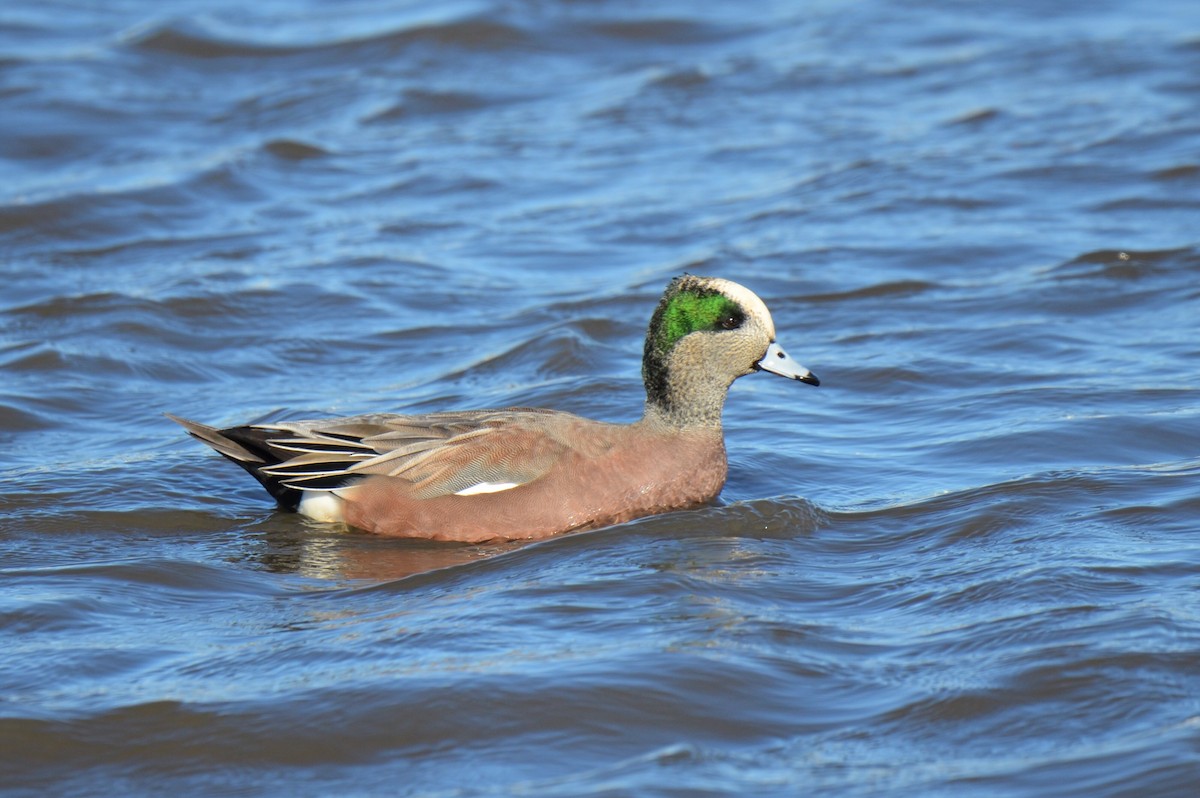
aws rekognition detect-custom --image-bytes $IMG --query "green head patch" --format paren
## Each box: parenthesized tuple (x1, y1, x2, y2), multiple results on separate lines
(650, 281, 746, 357)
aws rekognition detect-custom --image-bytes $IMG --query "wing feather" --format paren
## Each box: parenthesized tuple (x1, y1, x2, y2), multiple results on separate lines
(172, 407, 613, 511)
(226, 409, 572, 497)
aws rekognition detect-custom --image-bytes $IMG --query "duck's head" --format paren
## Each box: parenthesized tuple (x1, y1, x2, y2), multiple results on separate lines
(642, 275, 818, 428)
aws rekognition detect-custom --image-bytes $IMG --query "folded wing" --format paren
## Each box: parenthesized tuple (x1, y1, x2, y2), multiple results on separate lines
(169, 409, 573, 508)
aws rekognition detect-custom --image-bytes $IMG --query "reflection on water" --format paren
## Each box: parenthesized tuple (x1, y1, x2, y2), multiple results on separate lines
(252, 521, 533, 581)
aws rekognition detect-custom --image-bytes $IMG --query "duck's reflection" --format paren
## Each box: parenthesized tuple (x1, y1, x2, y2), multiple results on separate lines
(247, 515, 533, 581)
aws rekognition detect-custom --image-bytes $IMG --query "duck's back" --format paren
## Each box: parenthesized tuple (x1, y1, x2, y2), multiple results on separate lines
(341, 413, 728, 541)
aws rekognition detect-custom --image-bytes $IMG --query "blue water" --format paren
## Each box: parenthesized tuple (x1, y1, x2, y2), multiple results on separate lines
(2, 1, 1200, 795)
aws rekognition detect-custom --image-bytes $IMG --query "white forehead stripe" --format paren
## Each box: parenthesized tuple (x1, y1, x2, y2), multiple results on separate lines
(708, 278, 776, 339)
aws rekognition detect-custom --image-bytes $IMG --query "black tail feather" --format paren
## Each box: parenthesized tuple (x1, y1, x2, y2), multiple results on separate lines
(215, 426, 306, 510)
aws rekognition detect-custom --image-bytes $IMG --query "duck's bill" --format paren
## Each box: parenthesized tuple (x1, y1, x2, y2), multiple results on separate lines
(755, 341, 819, 386)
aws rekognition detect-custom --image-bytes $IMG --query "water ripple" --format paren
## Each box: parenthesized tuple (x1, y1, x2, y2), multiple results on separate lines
(3, 0, 1200, 795)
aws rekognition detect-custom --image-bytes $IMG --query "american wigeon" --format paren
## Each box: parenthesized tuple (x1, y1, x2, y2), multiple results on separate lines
(170, 275, 819, 542)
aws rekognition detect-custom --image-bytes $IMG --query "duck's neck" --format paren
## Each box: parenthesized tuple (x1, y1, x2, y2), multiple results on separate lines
(639, 365, 729, 431)
(641, 320, 735, 430)
(639, 400, 724, 431)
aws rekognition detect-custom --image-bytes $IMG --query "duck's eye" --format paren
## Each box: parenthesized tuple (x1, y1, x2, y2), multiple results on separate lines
(718, 314, 743, 330)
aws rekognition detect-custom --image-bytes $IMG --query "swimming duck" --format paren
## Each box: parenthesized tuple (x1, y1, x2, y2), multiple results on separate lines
(169, 275, 819, 542)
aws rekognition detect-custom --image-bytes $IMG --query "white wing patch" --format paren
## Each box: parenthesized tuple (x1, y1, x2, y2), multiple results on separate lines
(453, 481, 522, 496)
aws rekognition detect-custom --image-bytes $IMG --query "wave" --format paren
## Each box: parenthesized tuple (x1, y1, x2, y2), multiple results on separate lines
(123, 16, 536, 61)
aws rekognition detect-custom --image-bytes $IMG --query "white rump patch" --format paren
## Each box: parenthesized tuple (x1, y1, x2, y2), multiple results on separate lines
(454, 481, 522, 496)
(298, 491, 345, 523)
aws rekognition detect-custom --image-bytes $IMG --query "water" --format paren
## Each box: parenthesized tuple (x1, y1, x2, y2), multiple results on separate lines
(2, 0, 1200, 794)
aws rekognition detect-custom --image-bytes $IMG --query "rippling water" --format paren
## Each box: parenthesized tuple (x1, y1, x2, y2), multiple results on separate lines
(3, 0, 1200, 795)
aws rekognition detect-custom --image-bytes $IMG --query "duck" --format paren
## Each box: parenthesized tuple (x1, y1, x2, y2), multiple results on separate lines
(169, 275, 819, 543)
